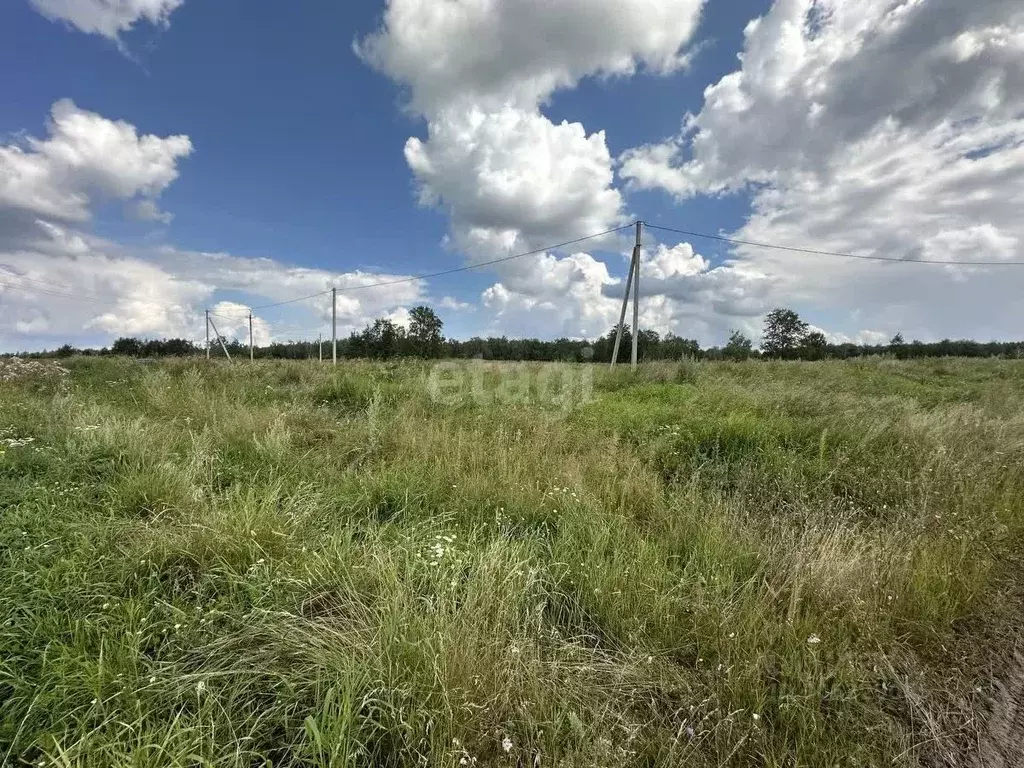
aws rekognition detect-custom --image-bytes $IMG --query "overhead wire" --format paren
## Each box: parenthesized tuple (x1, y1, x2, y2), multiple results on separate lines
(642, 222, 1024, 266)
(331, 224, 634, 294)
(204, 223, 635, 315)
(0, 279, 85, 302)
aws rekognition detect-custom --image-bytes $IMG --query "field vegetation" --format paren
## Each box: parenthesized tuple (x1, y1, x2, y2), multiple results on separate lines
(2, 356, 1023, 766)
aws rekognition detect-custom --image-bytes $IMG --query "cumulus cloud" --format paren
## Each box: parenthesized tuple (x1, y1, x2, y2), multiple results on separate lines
(357, 0, 705, 114)
(471, 238, 775, 343)
(0, 226, 426, 350)
(0, 99, 191, 225)
(0, 102, 424, 351)
(481, 250, 620, 338)
(29, 0, 184, 40)
(359, 0, 708, 338)
(620, 0, 1024, 341)
(406, 106, 625, 259)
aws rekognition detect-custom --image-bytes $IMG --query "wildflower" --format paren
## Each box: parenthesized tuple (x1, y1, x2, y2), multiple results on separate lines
(502, 736, 513, 753)
(807, 634, 822, 645)
(752, 713, 760, 721)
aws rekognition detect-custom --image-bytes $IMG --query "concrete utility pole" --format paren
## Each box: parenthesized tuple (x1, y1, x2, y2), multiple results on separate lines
(248, 312, 254, 362)
(611, 220, 643, 370)
(205, 309, 210, 360)
(206, 315, 232, 363)
(331, 287, 337, 366)
(631, 220, 641, 369)
(318, 332, 323, 363)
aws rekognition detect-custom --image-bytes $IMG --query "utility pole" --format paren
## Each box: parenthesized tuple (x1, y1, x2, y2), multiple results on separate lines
(611, 220, 643, 370)
(248, 312, 254, 362)
(631, 220, 641, 369)
(206, 315, 232, 363)
(318, 332, 323, 363)
(331, 287, 337, 366)
(205, 309, 210, 360)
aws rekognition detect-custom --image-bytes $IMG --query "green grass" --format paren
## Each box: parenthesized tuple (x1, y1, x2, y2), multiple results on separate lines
(2, 356, 1024, 766)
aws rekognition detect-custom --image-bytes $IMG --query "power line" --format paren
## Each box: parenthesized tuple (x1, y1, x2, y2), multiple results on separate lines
(643, 223, 1024, 266)
(0, 278, 194, 314)
(0, 269, 196, 311)
(250, 289, 333, 310)
(333, 224, 634, 293)
(0, 279, 83, 302)
(206, 223, 634, 315)
(0, 269, 87, 294)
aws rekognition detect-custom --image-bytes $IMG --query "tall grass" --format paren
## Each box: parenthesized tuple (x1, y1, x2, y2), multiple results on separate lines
(1, 356, 1023, 766)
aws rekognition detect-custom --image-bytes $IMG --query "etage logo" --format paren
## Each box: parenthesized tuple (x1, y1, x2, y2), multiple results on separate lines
(427, 358, 595, 416)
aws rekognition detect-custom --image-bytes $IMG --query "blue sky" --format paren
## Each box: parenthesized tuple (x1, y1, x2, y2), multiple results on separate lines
(1, 0, 1021, 350)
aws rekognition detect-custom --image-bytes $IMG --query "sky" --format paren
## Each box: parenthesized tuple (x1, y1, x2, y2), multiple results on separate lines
(0, 0, 1022, 352)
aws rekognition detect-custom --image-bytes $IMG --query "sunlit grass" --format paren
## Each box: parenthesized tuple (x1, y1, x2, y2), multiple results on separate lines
(1, 356, 1023, 765)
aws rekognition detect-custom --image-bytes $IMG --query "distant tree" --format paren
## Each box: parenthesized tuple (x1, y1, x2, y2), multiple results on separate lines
(723, 330, 753, 360)
(636, 329, 660, 360)
(890, 332, 905, 346)
(408, 305, 444, 358)
(799, 331, 828, 360)
(761, 309, 808, 358)
(111, 337, 143, 357)
(662, 332, 700, 360)
(357, 318, 405, 359)
(606, 325, 633, 364)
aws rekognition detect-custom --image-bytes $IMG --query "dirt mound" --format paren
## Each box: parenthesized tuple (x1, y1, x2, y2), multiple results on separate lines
(0, 357, 70, 383)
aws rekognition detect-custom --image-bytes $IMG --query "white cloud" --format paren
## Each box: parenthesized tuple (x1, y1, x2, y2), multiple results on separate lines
(128, 199, 173, 224)
(357, 0, 706, 114)
(0, 99, 191, 224)
(620, 0, 1024, 342)
(481, 250, 619, 338)
(406, 105, 625, 260)
(0, 102, 426, 351)
(359, 0, 707, 338)
(439, 296, 474, 312)
(0, 227, 427, 350)
(470, 239, 774, 343)
(29, 0, 184, 40)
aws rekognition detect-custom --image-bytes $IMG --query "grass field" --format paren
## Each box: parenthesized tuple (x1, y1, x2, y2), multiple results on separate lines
(2, 356, 1023, 766)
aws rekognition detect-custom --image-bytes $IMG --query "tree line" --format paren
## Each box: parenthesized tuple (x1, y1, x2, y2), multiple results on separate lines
(12, 305, 1024, 362)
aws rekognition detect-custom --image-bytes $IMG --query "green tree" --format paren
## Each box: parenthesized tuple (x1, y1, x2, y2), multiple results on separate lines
(799, 330, 828, 360)
(762, 309, 808, 359)
(723, 330, 753, 360)
(111, 337, 143, 357)
(408, 305, 444, 358)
